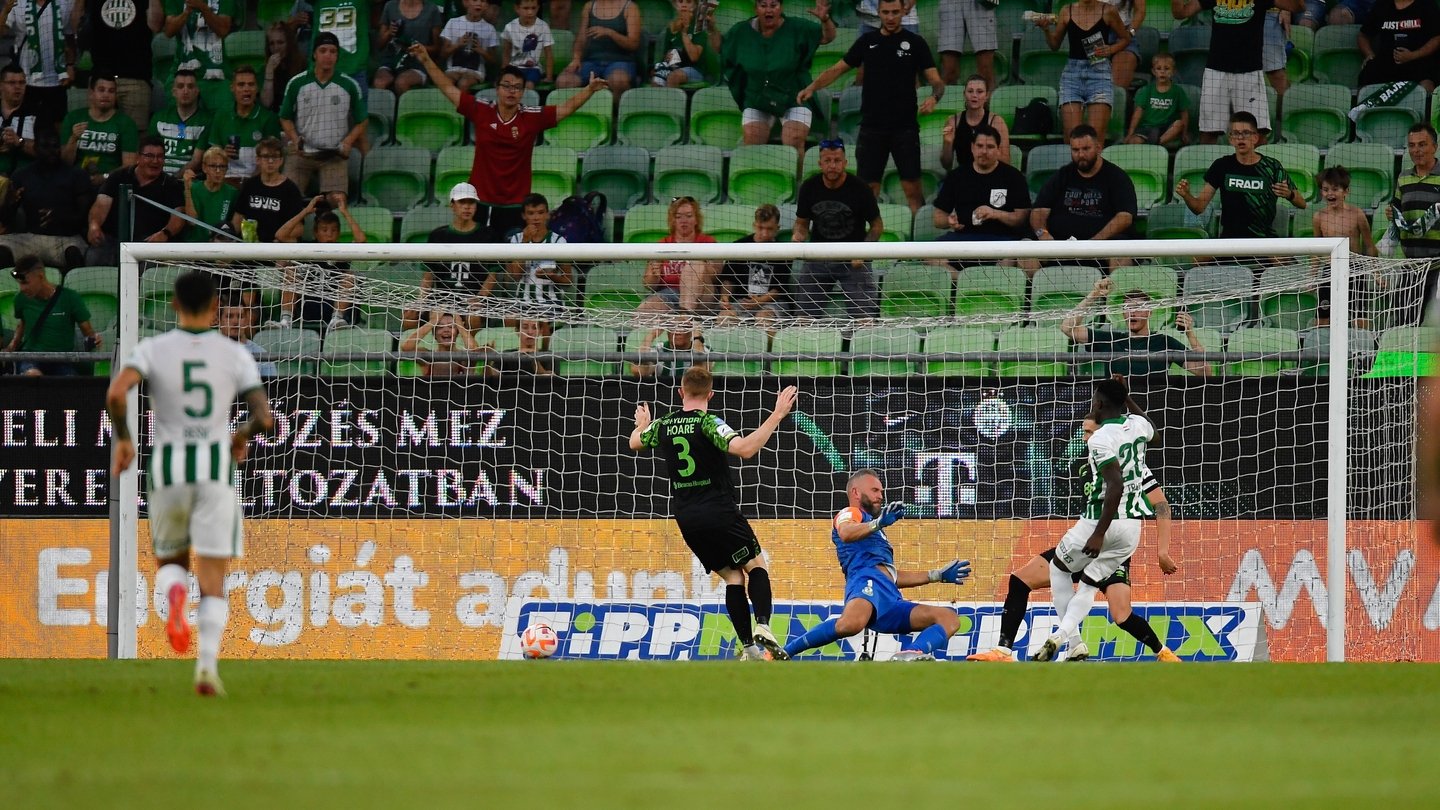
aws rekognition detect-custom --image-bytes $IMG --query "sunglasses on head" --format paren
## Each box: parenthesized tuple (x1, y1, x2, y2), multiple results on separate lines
(819, 138, 844, 149)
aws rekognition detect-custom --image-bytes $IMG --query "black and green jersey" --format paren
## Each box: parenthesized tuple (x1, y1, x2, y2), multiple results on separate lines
(639, 409, 739, 505)
(1204, 153, 1292, 239)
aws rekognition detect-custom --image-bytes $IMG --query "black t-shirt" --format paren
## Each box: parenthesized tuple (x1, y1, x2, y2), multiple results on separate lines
(0, 98, 44, 173)
(1200, 0, 1274, 74)
(1203, 153, 1291, 239)
(638, 408, 739, 508)
(84, 0, 156, 81)
(233, 176, 306, 243)
(11, 161, 91, 235)
(1083, 329, 1188, 379)
(844, 28, 936, 129)
(796, 173, 881, 242)
(934, 161, 1031, 238)
(427, 224, 494, 292)
(1034, 160, 1137, 240)
(720, 234, 790, 302)
(1362, 0, 1440, 67)
(99, 167, 183, 238)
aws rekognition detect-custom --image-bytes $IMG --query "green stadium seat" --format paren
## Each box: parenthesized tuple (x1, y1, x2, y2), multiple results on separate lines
(881, 147, 945, 208)
(253, 327, 321, 376)
(80, 293, 118, 333)
(1258, 264, 1320, 331)
(544, 88, 614, 149)
(1144, 202, 1211, 239)
(990, 85, 1059, 144)
(1354, 82, 1425, 147)
(1367, 326, 1440, 377)
(621, 203, 671, 243)
(1168, 24, 1210, 86)
(1176, 325, 1224, 376)
(530, 145, 581, 207)
(361, 147, 433, 212)
(433, 145, 474, 200)
(1301, 326, 1378, 377)
(1323, 142, 1396, 211)
(616, 87, 687, 152)
(1172, 144, 1232, 202)
(394, 88, 464, 151)
(1031, 265, 1101, 317)
(923, 326, 994, 376)
(811, 39, 858, 90)
(257, 0, 292, 26)
(917, 88, 967, 145)
(704, 204, 761, 242)
(880, 262, 952, 318)
(912, 205, 946, 241)
(1184, 264, 1253, 334)
(1103, 143, 1170, 208)
(704, 327, 768, 376)
(1143, 0, 1181, 35)
(1286, 23, 1313, 85)
(876, 203, 913, 242)
(801, 142, 856, 184)
(1107, 86, 1128, 144)
(728, 144, 798, 206)
(1279, 84, 1352, 148)
(551, 29, 576, 75)
(1018, 27, 1067, 87)
(321, 327, 393, 376)
(65, 266, 117, 294)
(953, 265, 1026, 318)
(771, 327, 843, 376)
(579, 145, 651, 212)
(653, 144, 725, 204)
(849, 326, 919, 376)
(1106, 264, 1179, 330)
(398, 205, 452, 243)
(366, 88, 397, 147)
(1312, 24, 1363, 88)
(341, 205, 395, 243)
(224, 30, 267, 71)
(550, 326, 619, 376)
(688, 86, 743, 148)
(583, 262, 646, 310)
(996, 325, 1070, 376)
(1257, 143, 1321, 201)
(1225, 326, 1299, 376)
(836, 86, 864, 142)
(1024, 143, 1070, 198)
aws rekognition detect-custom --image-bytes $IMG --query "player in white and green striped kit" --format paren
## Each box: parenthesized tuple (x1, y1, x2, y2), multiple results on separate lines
(106, 271, 274, 696)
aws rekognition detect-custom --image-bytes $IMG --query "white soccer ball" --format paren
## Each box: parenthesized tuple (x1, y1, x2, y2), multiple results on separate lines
(519, 623, 559, 659)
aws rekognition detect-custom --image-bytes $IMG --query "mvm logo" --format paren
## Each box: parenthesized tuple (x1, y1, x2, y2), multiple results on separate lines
(1226, 175, 1267, 191)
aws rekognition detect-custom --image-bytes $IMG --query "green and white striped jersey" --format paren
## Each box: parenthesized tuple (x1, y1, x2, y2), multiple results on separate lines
(125, 327, 263, 488)
(1083, 413, 1157, 520)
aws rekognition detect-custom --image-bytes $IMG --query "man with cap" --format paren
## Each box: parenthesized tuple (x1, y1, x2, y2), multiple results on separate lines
(4, 254, 101, 376)
(406, 44, 608, 242)
(411, 181, 496, 330)
(278, 30, 366, 204)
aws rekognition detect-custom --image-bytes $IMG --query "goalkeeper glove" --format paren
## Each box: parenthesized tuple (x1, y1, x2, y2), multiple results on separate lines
(876, 500, 907, 529)
(929, 559, 972, 585)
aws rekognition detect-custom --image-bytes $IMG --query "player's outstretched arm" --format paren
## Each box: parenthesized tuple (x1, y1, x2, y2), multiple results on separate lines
(835, 500, 905, 542)
(105, 367, 145, 477)
(727, 385, 798, 459)
(627, 403, 652, 451)
(232, 387, 275, 462)
(896, 559, 973, 589)
(1150, 486, 1178, 575)
(1085, 462, 1125, 556)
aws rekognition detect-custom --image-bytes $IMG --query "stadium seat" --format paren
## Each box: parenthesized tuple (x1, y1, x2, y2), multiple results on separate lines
(224, 30, 267, 71)
(394, 88, 465, 151)
(912, 205, 946, 241)
(151, 32, 174, 80)
(811, 40, 857, 90)
(1312, 24, 1363, 88)
(704, 204, 761, 242)
(1258, 264, 1320, 331)
(550, 326, 619, 376)
(953, 265, 1026, 318)
(1278, 84, 1352, 148)
(1024, 143, 1070, 198)
(728, 144, 798, 206)
(917, 88, 967, 145)
(1018, 27, 1068, 87)
(1107, 86, 1128, 144)
(688, 86, 743, 148)
(836, 86, 864, 143)
(1257, 143, 1321, 201)
(1184, 264, 1253, 333)
(583, 262, 647, 310)
(1354, 82, 1426, 147)
(432, 145, 474, 200)
(530, 145, 581, 207)
(1102, 144, 1170, 208)
(621, 203, 671, 243)
(801, 142, 857, 184)
(616, 87, 687, 152)
(996, 325, 1070, 376)
(342, 205, 396, 243)
(923, 326, 994, 376)
(879, 262, 952, 318)
(1302, 326, 1377, 376)
(544, 88, 614, 150)
(1106, 264, 1179, 330)
(653, 144, 725, 204)
(704, 327, 768, 376)
(990, 85, 1059, 144)
(1168, 24, 1210, 86)
(321, 327, 393, 377)
(579, 145, 650, 212)
(1323, 142, 1395, 211)
(771, 327, 843, 376)
(1172, 145, 1232, 202)
(1031, 265, 1101, 318)
(65, 266, 117, 295)
(254, 327, 321, 376)
(1286, 23, 1314, 85)
(1143, 0, 1181, 35)
(1225, 326, 1299, 376)
(881, 147, 945, 207)
(361, 147, 433, 212)
(849, 326, 919, 376)
(366, 88, 397, 147)
(398, 205, 452, 243)
(257, 0, 292, 27)
(876, 203, 914, 242)
(1144, 202, 1211, 239)
(1367, 326, 1440, 377)
(551, 29, 576, 75)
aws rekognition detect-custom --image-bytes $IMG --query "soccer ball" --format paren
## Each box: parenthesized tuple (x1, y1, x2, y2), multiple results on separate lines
(519, 623, 559, 659)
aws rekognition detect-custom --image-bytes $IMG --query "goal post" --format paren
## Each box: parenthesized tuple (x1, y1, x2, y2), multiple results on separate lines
(109, 236, 1431, 662)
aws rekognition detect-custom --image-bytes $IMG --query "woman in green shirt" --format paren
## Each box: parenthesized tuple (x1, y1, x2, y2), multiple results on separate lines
(721, 0, 836, 152)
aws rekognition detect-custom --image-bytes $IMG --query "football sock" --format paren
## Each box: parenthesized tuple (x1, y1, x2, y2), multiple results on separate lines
(1056, 582, 1099, 639)
(725, 585, 753, 645)
(1119, 612, 1164, 654)
(746, 568, 773, 626)
(908, 623, 951, 655)
(1048, 562, 1074, 630)
(783, 618, 840, 658)
(196, 596, 228, 673)
(156, 564, 187, 602)
(998, 575, 1031, 649)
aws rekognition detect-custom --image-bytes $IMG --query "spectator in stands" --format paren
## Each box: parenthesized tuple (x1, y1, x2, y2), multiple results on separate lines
(409, 44, 608, 241)
(719, 203, 789, 326)
(230, 136, 305, 243)
(798, 0, 945, 214)
(722, 0, 836, 153)
(652, 0, 720, 88)
(401, 310, 479, 377)
(1104, 0, 1144, 91)
(932, 124, 1030, 243)
(639, 195, 720, 314)
(481, 318, 552, 376)
(4, 255, 99, 375)
(1315, 167, 1378, 258)
(62, 74, 138, 188)
(1358, 0, 1440, 91)
(937, 0, 997, 88)
(1175, 111, 1304, 240)
(505, 193, 571, 337)
(1061, 279, 1211, 378)
(1296, 0, 1326, 29)
(85, 135, 183, 264)
(416, 181, 494, 330)
(1033, 0, 1130, 145)
(218, 298, 276, 378)
(439, 0, 500, 93)
(940, 75, 1011, 171)
(375, 0, 445, 96)
(261, 21, 308, 113)
(555, 0, 642, 97)
(180, 145, 236, 241)
(0, 129, 90, 269)
(289, 0, 371, 90)
(1329, 0, 1376, 26)
(1123, 52, 1189, 146)
(161, 0, 235, 112)
(1029, 124, 1137, 272)
(0, 64, 40, 175)
(272, 194, 363, 329)
(792, 138, 883, 317)
(501, 0, 555, 89)
(1171, 0, 1305, 144)
(81, 0, 164, 132)
(1389, 123, 1440, 316)
(1263, 8, 1291, 96)
(148, 69, 209, 177)
(630, 322, 707, 378)
(279, 31, 366, 203)
(0, 0, 78, 134)
(202, 65, 283, 184)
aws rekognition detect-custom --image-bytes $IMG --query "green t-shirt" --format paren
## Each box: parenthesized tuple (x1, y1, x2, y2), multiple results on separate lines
(185, 180, 238, 241)
(1134, 82, 1189, 130)
(1084, 329, 1188, 378)
(61, 109, 140, 176)
(312, 0, 372, 77)
(722, 16, 822, 117)
(149, 105, 213, 176)
(201, 105, 282, 179)
(164, 0, 238, 81)
(14, 286, 90, 352)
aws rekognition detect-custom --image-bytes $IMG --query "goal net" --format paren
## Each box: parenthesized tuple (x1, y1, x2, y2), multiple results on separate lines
(110, 237, 1437, 662)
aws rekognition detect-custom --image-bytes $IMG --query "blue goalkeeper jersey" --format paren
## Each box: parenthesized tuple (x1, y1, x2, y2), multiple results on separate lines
(830, 506, 896, 578)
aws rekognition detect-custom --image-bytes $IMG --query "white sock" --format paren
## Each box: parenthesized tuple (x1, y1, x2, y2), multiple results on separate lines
(156, 564, 187, 602)
(1048, 562, 1074, 634)
(1057, 582, 1100, 639)
(196, 596, 229, 674)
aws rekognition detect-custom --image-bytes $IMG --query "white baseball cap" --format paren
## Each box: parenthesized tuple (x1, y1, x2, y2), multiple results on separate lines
(449, 182, 479, 202)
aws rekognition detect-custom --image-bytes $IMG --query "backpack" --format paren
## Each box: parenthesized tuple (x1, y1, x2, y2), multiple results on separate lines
(549, 191, 608, 244)
(1013, 97, 1053, 137)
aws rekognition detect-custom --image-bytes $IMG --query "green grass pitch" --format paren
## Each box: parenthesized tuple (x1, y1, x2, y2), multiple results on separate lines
(3, 660, 1438, 808)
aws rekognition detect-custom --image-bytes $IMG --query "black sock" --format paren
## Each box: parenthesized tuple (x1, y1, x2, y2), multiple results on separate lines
(999, 575, 1032, 650)
(746, 568, 773, 626)
(726, 584, 753, 645)
(1118, 613, 1163, 654)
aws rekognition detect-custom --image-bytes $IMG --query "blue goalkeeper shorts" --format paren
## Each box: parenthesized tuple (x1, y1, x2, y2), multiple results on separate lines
(843, 566, 918, 635)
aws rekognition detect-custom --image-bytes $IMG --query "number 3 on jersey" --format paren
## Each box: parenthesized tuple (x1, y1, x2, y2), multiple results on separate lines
(672, 436, 696, 477)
